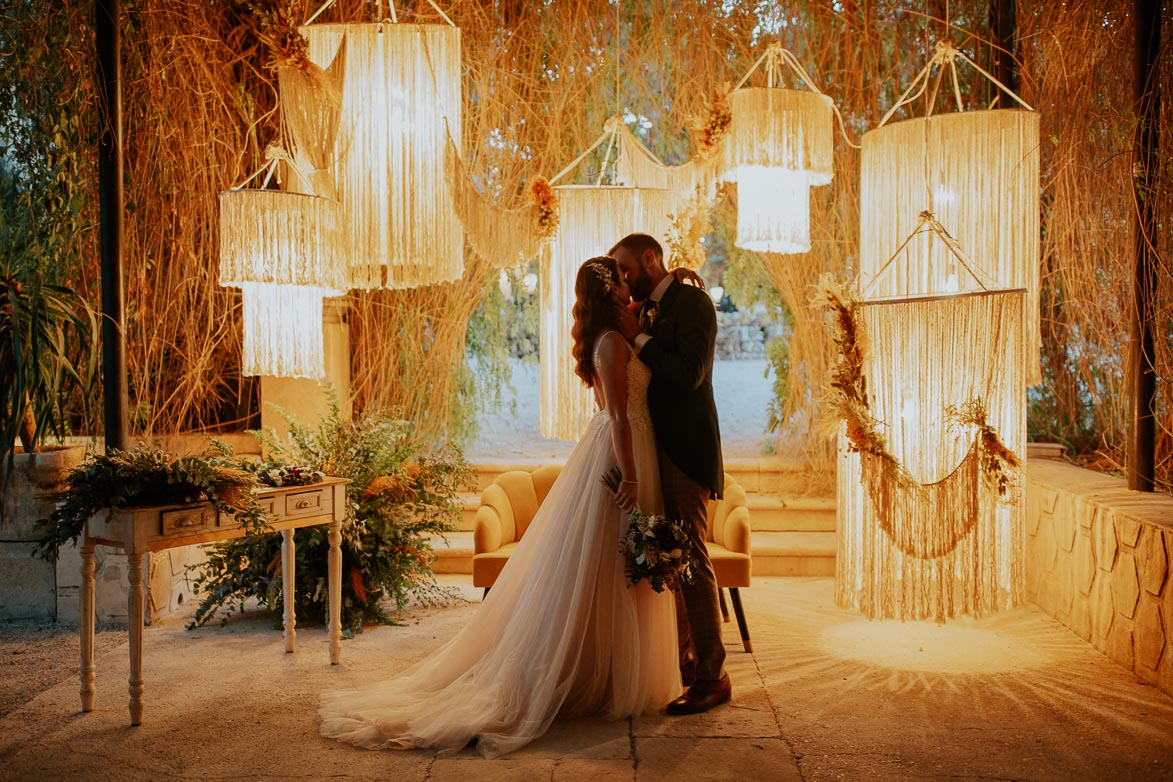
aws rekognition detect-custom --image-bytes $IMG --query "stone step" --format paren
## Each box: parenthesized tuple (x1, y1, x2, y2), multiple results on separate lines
(456, 492, 480, 531)
(749, 531, 837, 577)
(428, 530, 838, 579)
(431, 530, 475, 575)
(747, 494, 836, 532)
(469, 456, 831, 496)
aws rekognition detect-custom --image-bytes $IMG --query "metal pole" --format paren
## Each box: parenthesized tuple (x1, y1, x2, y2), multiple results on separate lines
(992, 0, 1018, 99)
(1127, 0, 1159, 491)
(97, 0, 129, 452)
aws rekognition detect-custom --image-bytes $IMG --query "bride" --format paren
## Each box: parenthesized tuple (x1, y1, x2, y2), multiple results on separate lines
(319, 256, 680, 758)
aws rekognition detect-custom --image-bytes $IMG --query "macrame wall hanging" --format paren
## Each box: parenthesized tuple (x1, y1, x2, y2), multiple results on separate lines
(721, 44, 834, 255)
(825, 216, 1026, 622)
(299, 12, 464, 289)
(859, 40, 1041, 384)
(539, 184, 673, 440)
(218, 154, 345, 379)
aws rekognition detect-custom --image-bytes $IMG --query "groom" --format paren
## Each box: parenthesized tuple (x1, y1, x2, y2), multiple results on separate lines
(610, 233, 730, 716)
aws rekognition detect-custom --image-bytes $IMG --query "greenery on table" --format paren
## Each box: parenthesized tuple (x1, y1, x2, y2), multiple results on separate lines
(36, 443, 268, 558)
(189, 403, 473, 633)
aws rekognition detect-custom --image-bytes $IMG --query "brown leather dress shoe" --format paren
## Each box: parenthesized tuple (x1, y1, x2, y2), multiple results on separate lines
(666, 674, 731, 716)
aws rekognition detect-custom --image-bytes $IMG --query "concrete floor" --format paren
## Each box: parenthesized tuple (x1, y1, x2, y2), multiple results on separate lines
(2, 576, 1172, 782)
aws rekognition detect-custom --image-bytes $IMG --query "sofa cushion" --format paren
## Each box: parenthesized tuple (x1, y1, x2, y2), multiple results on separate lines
(472, 542, 520, 588)
(495, 471, 541, 538)
(708, 543, 751, 587)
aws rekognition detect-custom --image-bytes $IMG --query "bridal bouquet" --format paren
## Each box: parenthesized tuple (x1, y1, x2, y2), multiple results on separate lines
(601, 466, 698, 593)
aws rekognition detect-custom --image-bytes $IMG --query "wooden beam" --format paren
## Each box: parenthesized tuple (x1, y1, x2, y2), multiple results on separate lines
(1127, 0, 1160, 491)
(97, 0, 129, 452)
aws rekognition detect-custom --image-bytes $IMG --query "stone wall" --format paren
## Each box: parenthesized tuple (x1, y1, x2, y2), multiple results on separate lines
(0, 446, 86, 621)
(1026, 459, 1173, 697)
(715, 310, 786, 360)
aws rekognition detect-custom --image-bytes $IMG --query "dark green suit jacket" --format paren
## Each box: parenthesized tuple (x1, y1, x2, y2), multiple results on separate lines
(637, 278, 724, 499)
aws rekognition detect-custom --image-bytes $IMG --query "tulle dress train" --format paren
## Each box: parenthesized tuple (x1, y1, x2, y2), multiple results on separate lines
(319, 351, 679, 758)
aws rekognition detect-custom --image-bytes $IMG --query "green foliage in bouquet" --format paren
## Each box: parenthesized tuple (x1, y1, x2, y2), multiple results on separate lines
(601, 466, 699, 593)
(37, 443, 268, 558)
(189, 402, 473, 633)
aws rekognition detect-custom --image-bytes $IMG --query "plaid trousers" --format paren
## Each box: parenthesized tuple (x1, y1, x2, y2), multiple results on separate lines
(658, 448, 727, 683)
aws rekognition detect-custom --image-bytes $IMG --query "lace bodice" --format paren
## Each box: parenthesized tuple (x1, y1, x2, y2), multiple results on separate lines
(593, 331, 652, 430)
(625, 352, 652, 430)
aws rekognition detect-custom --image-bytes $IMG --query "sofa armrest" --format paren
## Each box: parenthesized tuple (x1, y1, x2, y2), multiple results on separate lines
(722, 506, 751, 556)
(474, 505, 503, 554)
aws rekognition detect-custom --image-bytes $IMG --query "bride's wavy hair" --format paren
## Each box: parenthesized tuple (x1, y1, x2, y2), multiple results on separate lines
(571, 256, 622, 389)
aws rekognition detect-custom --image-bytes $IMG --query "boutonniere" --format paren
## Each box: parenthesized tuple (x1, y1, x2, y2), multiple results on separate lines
(646, 307, 658, 327)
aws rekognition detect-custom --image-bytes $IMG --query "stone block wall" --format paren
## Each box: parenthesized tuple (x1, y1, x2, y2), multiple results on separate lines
(54, 544, 207, 625)
(1026, 459, 1173, 697)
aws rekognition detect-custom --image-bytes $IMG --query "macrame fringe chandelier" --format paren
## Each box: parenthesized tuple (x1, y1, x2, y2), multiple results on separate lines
(218, 155, 345, 380)
(540, 185, 673, 440)
(859, 40, 1041, 383)
(722, 44, 834, 255)
(240, 283, 328, 379)
(300, 17, 463, 289)
(830, 218, 1027, 622)
(218, 184, 346, 292)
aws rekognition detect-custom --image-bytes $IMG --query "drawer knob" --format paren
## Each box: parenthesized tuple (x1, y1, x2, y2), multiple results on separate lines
(295, 499, 314, 510)
(174, 515, 201, 528)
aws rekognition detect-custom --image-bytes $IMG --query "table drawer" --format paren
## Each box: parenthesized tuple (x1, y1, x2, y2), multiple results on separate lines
(160, 506, 213, 536)
(285, 488, 326, 518)
(218, 496, 276, 527)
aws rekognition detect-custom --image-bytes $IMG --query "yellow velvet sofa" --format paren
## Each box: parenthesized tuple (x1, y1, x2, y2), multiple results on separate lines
(472, 466, 753, 653)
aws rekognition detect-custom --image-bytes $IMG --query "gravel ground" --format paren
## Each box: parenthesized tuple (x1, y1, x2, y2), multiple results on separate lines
(0, 622, 123, 719)
(466, 357, 774, 462)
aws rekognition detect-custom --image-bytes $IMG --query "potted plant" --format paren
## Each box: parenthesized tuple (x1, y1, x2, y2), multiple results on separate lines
(0, 165, 96, 620)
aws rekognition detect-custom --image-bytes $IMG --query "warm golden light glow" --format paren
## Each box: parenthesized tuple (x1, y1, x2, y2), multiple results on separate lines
(300, 23, 463, 289)
(733, 167, 811, 254)
(540, 186, 672, 440)
(821, 619, 1048, 674)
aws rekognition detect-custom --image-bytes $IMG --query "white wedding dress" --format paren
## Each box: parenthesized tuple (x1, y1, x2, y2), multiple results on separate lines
(319, 336, 680, 757)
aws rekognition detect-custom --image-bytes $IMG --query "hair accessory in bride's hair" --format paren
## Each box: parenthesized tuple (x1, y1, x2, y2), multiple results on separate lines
(586, 260, 616, 294)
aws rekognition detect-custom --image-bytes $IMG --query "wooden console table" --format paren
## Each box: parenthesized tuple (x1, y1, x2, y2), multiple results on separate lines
(79, 478, 349, 725)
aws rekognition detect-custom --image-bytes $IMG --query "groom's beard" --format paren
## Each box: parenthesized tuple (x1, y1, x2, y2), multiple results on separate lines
(628, 277, 652, 303)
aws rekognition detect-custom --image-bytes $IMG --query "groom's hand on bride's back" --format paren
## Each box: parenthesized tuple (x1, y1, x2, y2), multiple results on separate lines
(616, 302, 642, 343)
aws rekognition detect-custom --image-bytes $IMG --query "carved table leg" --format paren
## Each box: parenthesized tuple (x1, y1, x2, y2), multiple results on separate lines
(281, 529, 296, 653)
(79, 535, 97, 712)
(127, 550, 145, 726)
(328, 519, 342, 665)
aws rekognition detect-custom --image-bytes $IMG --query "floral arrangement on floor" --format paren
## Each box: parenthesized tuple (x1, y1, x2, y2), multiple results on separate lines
(36, 444, 269, 558)
(189, 402, 474, 633)
(601, 466, 698, 593)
